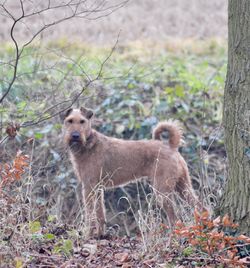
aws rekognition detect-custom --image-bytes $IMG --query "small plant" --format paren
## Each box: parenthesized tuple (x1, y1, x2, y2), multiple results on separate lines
(0, 150, 29, 190)
(53, 239, 74, 257)
(173, 209, 250, 267)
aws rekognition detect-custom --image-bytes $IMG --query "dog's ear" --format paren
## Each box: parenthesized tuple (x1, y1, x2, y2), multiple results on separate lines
(80, 107, 94, 119)
(60, 108, 73, 121)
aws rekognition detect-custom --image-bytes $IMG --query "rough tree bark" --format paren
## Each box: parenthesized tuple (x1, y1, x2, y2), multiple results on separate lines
(220, 0, 250, 234)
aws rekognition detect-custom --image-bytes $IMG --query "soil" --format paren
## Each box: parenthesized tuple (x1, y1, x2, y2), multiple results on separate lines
(0, 0, 227, 45)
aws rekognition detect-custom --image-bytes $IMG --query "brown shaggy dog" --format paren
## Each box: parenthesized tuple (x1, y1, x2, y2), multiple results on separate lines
(62, 107, 199, 236)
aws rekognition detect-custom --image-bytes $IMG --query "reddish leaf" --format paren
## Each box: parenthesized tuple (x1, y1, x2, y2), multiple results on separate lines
(237, 235, 250, 243)
(222, 214, 232, 227)
(213, 216, 221, 226)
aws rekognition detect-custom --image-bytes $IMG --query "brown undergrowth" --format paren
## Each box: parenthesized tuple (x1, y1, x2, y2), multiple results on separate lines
(0, 150, 29, 190)
(171, 210, 250, 267)
(0, 154, 250, 267)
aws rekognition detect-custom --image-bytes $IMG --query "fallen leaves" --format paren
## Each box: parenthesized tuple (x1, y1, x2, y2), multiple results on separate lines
(115, 252, 130, 265)
(23, 236, 160, 268)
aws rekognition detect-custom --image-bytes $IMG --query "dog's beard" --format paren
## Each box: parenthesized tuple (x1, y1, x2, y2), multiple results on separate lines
(68, 134, 89, 153)
(69, 140, 84, 153)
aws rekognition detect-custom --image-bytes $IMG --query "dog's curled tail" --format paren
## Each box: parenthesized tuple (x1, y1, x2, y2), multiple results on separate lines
(152, 120, 183, 148)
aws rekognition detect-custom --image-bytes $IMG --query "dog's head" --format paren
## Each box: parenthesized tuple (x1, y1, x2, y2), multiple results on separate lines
(62, 107, 94, 151)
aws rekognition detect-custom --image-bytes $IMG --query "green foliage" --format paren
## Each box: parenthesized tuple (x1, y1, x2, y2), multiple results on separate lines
(29, 221, 41, 234)
(44, 233, 56, 240)
(0, 40, 226, 129)
(182, 246, 193, 257)
(0, 40, 226, 164)
(29, 220, 55, 241)
(53, 239, 73, 257)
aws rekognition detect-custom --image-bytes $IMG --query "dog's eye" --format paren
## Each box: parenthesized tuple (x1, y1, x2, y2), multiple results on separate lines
(80, 119, 85, 124)
(68, 119, 73, 124)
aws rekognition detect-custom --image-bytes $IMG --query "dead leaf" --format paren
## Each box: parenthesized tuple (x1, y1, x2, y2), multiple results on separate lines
(121, 263, 132, 268)
(6, 123, 20, 138)
(82, 243, 97, 255)
(115, 252, 129, 263)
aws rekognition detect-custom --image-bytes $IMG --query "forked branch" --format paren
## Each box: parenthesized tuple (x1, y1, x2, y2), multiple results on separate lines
(0, 0, 128, 104)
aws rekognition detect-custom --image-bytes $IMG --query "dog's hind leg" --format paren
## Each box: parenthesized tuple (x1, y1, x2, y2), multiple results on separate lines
(152, 180, 177, 227)
(175, 176, 201, 210)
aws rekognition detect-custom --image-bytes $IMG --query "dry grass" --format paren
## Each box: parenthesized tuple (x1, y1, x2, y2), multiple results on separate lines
(1, 150, 249, 267)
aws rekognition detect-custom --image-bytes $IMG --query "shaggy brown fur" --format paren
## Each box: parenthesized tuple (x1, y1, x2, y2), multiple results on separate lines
(62, 107, 199, 236)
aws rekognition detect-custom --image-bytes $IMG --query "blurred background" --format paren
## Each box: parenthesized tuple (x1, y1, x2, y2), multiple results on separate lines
(0, 0, 227, 44)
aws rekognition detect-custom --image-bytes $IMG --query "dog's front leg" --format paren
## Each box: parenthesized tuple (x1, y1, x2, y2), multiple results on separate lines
(95, 188, 106, 236)
(82, 185, 106, 237)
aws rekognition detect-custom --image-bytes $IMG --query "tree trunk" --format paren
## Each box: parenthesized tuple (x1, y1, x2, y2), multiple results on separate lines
(220, 0, 250, 234)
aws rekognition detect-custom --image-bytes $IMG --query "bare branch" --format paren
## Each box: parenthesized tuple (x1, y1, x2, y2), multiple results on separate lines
(20, 32, 120, 128)
(19, 0, 24, 17)
(0, 0, 128, 103)
(0, 135, 8, 145)
(0, 11, 23, 103)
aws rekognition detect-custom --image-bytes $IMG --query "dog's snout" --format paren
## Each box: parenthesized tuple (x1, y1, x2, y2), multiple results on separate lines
(71, 131, 80, 141)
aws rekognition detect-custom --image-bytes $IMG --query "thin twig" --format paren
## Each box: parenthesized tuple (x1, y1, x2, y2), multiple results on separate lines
(0, 0, 128, 104)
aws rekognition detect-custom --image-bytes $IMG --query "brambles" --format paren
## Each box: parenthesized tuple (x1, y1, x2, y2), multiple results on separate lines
(173, 209, 250, 267)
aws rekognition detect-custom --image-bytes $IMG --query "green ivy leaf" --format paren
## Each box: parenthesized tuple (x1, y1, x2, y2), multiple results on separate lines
(183, 246, 193, 257)
(29, 221, 41, 234)
(175, 85, 185, 98)
(34, 132, 43, 139)
(44, 233, 55, 240)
